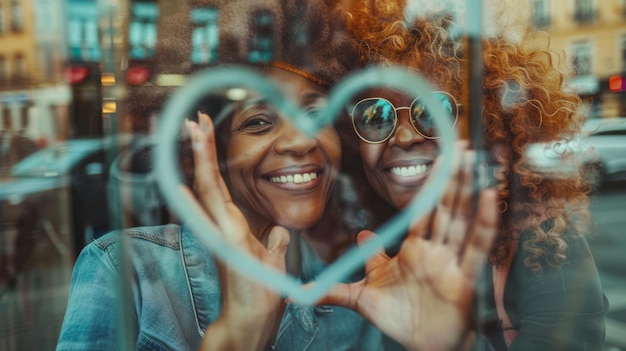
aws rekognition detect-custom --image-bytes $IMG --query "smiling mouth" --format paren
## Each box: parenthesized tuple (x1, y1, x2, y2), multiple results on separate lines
(266, 171, 319, 184)
(388, 164, 431, 177)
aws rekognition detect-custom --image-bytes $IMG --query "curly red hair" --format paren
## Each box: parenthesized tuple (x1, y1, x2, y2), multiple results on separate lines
(343, 0, 592, 272)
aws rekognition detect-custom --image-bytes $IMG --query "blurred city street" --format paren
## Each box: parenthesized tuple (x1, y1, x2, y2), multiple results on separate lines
(588, 181, 626, 350)
(0, 233, 72, 350)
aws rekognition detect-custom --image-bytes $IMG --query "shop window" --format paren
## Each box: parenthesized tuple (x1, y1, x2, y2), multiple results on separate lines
(190, 7, 219, 64)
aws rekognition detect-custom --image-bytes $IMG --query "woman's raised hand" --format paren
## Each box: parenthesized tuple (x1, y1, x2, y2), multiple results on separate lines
(186, 112, 290, 351)
(313, 149, 498, 351)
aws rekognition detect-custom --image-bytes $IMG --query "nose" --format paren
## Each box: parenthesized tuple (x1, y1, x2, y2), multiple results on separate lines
(388, 108, 426, 148)
(273, 121, 318, 156)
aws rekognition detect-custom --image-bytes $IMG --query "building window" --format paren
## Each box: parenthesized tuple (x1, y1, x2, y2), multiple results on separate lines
(0, 6, 5, 34)
(248, 10, 274, 63)
(531, 0, 550, 27)
(571, 41, 592, 76)
(190, 7, 219, 64)
(67, 1, 101, 61)
(574, 0, 595, 24)
(621, 36, 626, 72)
(129, 1, 159, 60)
(2, 107, 12, 130)
(14, 53, 25, 80)
(0, 55, 6, 81)
(10, 0, 23, 31)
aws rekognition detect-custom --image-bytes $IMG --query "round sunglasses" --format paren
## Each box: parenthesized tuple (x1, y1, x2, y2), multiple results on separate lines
(350, 91, 460, 144)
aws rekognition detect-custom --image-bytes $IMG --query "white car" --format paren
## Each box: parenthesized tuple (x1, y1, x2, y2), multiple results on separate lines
(584, 117, 626, 185)
(525, 117, 626, 188)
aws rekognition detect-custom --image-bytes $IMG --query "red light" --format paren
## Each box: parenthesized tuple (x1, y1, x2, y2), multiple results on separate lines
(609, 75, 625, 92)
(64, 66, 90, 85)
(126, 66, 151, 85)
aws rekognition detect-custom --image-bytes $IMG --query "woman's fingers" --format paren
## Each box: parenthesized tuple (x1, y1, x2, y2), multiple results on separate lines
(408, 210, 434, 239)
(265, 226, 291, 269)
(197, 113, 233, 203)
(187, 113, 244, 241)
(309, 281, 363, 311)
(356, 230, 391, 273)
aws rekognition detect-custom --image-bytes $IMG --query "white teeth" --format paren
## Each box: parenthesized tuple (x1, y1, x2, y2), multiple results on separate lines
(269, 172, 319, 184)
(390, 165, 430, 177)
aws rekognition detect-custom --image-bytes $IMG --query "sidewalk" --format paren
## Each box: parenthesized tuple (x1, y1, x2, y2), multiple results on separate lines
(0, 235, 72, 350)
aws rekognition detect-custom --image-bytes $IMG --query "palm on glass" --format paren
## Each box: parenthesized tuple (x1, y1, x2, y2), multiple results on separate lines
(187, 112, 290, 350)
(313, 151, 498, 351)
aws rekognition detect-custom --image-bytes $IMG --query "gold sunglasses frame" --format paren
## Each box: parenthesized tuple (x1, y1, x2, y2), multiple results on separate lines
(350, 91, 460, 144)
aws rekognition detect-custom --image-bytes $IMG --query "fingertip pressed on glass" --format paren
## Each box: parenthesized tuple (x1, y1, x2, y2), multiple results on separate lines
(351, 91, 459, 144)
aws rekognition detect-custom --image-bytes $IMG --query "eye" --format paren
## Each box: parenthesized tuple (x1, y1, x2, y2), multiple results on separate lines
(233, 102, 279, 134)
(238, 114, 274, 133)
(306, 108, 321, 119)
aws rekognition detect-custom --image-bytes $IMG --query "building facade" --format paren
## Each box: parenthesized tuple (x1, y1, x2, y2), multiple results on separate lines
(533, 0, 626, 118)
(0, 0, 71, 154)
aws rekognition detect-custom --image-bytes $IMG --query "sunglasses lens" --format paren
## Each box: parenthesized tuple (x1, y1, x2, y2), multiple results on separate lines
(411, 92, 457, 138)
(353, 99, 396, 142)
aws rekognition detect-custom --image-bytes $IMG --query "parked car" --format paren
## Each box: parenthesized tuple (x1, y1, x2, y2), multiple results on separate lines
(4, 133, 180, 262)
(525, 117, 626, 189)
(4, 137, 129, 258)
(584, 117, 626, 186)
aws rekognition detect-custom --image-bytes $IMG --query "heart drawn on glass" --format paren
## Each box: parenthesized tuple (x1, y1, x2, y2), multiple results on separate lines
(154, 65, 458, 305)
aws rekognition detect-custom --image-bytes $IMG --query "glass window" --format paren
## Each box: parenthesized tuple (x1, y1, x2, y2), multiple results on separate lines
(571, 40, 592, 75)
(532, 0, 550, 27)
(14, 53, 25, 79)
(10, 0, 23, 31)
(247, 9, 274, 63)
(574, 0, 595, 23)
(621, 35, 626, 71)
(0, 6, 5, 34)
(190, 7, 219, 64)
(3, 2, 626, 351)
(67, 1, 101, 61)
(129, 1, 159, 60)
(0, 55, 7, 81)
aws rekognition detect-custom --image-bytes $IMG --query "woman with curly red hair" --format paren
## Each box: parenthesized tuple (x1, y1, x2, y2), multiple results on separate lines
(319, 0, 609, 349)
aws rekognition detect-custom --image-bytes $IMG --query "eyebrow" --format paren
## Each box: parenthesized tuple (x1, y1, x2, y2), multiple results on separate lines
(237, 97, 268, 111)
(301, 92, 327, 106)
(238, 91, 326, 112)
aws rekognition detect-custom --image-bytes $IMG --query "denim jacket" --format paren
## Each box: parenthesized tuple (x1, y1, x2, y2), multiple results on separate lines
(56, 224, 393, 351)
